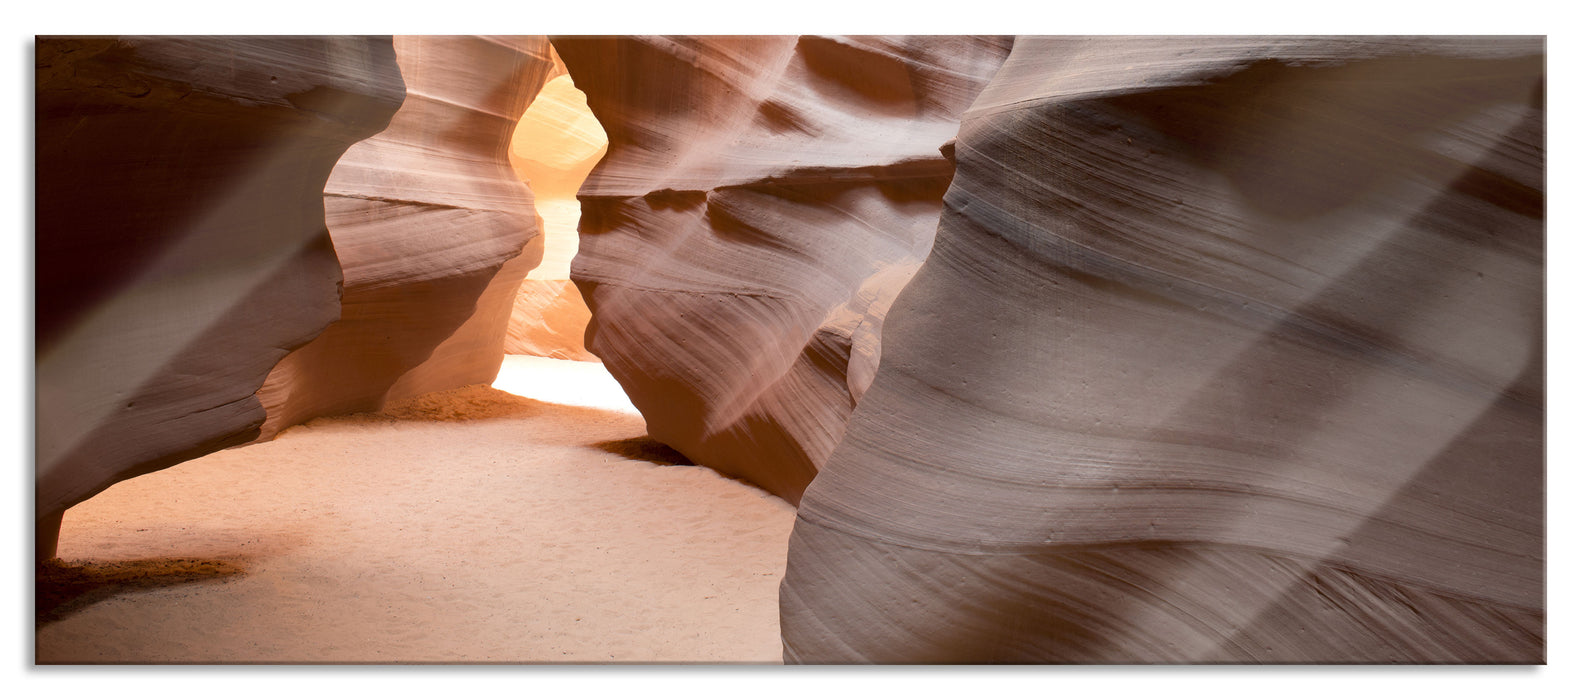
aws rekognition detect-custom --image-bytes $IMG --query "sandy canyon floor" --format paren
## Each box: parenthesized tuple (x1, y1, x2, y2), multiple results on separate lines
(36, 356, 796, 664)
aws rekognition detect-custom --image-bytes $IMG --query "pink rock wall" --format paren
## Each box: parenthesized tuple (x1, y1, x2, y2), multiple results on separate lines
(552, 35, 1013, 503)
(255, 36, 558, 438)
(780, 36, 1545, 663)
(35, 37, 405, 558)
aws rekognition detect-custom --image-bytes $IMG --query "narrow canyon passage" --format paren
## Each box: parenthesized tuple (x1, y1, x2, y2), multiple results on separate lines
(37, 359, 795, 663)
(33, 38, 802, 664)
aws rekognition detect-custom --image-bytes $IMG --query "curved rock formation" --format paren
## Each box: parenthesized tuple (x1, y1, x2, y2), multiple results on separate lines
(505, 69, 608, 361)
(781, 36, 1545, 663)
(552, 35, 1013, 502)
(255, 36, 558, 438)
(35, 37, 405, 558)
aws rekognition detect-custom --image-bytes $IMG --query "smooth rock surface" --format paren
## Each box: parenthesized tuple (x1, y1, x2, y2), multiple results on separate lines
(553, 36, 1013, 503)
(256, 35, 557, 438)
(35, 36, 405, 558)
(781, 36, 1545, 663)
(506, 279, 598, 361)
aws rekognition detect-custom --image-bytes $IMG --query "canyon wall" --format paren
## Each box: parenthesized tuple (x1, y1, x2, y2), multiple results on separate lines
(35, 37, 406, 557)
(780, 36, 1545, 662)
(552, 36, 1013, 503)
(256, 35, 557, 437)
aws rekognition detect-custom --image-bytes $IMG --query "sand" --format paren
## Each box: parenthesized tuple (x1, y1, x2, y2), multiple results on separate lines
(35, 357, 797, 664)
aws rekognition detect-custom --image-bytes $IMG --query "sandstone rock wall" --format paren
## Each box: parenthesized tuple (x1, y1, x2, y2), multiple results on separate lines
(552, 36, 1013, 503)
(780, 36, 1545, 662)
(255, 36, 557, 438)
(35, 37, 406, 558)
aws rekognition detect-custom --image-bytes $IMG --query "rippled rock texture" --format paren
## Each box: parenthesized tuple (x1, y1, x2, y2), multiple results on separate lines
(553, 36, 1013, 503)
(255, 36, 557, 438)
(781, 36, 1545, 663)
(35, 37, 405, 558)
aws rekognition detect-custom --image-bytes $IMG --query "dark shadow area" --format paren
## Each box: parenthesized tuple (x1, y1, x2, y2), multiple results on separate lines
(36, 557, 246, 628)
(591, 436, 694, 466)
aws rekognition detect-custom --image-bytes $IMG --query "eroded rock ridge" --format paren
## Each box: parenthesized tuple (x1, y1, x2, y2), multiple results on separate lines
(552, 35, 1014, 503)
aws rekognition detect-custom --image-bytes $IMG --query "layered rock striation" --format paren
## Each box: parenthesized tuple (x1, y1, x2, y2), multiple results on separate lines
(255, 36, 557, 438)
(35, 37, 406, 558)
(781, 36, 1545, 663)
(552, 35, 1013, 502)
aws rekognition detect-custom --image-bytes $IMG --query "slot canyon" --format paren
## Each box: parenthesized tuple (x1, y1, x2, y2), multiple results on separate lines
(33, 35, 1544, 664)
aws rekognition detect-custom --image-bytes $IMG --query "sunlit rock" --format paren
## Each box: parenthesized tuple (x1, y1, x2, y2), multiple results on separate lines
(504, 69, 608, 361)
(255, 36, 559, 438)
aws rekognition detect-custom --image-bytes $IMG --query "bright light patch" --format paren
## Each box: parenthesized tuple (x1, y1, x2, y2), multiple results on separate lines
(491, 354, 638, 415)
